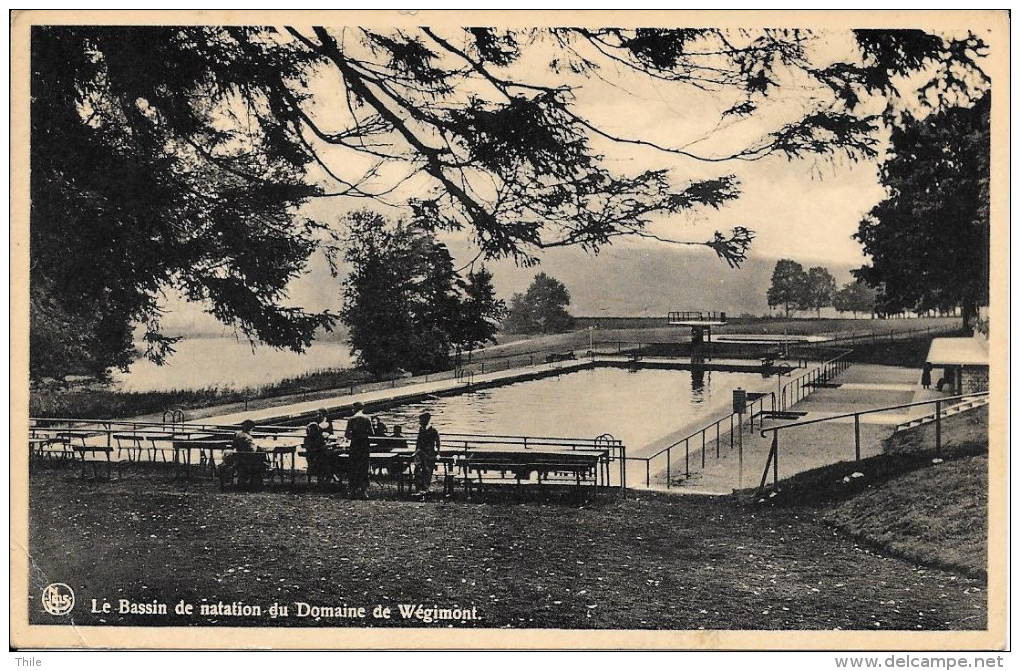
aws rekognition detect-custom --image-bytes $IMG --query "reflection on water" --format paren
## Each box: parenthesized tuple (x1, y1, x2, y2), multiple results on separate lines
(691, 367, 706, 394)
(374, 367, 765, 452)
(112, 337, 355, 392)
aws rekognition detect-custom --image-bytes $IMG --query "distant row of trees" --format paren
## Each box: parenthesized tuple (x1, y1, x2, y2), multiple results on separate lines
(767, 259, 877, 318)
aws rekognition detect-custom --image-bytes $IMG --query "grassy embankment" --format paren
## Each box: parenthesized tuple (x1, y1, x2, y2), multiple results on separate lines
(29, 368, 375, 421)
(756, 406, 989, 578)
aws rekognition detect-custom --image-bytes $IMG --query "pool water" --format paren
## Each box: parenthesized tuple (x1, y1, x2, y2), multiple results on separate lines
(374, 367, 768, 454)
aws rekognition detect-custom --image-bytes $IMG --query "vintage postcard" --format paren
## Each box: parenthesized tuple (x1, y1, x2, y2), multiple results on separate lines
(10, 9, 1009, 651)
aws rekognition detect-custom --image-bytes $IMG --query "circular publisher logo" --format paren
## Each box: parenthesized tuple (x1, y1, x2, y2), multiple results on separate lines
(41, 583, 75, 616)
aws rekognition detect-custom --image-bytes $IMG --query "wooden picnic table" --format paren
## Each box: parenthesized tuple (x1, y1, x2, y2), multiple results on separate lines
(453, 448, 608, 499)
(52, 429, 105, 445)
(121, 432, 217, 464)
(28, 436, 72, 462)
(71, 444, 117, 480)
(217, 446, 299, 488)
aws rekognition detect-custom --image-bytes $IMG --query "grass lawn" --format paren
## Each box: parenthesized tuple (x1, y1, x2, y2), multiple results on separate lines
(750, 409, 988, 581)
(822, 455, 987, 578)
(28, 468, 985, 630)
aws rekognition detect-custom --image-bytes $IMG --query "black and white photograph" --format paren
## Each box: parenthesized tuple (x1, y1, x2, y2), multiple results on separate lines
(10, 9, 1008, 651)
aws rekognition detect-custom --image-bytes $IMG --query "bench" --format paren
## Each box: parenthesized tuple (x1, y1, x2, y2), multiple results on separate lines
(112, 433, 151, 462)
(29, 436, 73, 463)
(72, 445, 119, 480)
(218, 451, 272, 490)
(457, 450, 605, 500)
(172, 439, 231, 478)
(545, 351, 577, 364)
(266, 445, 298, 485)
(297, 448, 413, 494)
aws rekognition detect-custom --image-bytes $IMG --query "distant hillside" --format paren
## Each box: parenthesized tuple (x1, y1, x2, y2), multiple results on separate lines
(457, 242, 857, 318)
(151, 239, 859, 337)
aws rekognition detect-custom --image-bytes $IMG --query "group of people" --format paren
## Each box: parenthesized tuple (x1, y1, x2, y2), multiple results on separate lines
(302, 402, 441, 500)
(224, 403, 442, 497)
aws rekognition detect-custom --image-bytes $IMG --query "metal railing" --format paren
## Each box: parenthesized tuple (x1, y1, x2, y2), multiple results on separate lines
(667, 311, 727, 323)
(626, 391, 775, 488)
(815, 324, 958, 348)
(455, 369, 474, 386)
(756, 391, 990, 495)
(28, 416, 627, 488)
(776, 349, 854, 411)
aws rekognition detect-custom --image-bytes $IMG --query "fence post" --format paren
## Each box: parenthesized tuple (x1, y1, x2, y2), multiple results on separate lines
(666, 447, 671, 487)
(773, 432, 779, 487)
(646, 460, 650, 487)
(716, 422, 721, 458)
(730, 415, 734, 450)
(701, 431, 706, 469)
(854, 414, 861, 462)
(685, 438, 689, 476)
(935, 400, 942, 454)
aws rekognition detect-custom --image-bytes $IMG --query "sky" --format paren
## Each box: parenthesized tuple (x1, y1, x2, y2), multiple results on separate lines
(289, 26, 892, 265)
(154, 27, 917, 333)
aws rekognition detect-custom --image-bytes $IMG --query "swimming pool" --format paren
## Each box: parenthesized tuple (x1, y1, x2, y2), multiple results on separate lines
(372, 366, 769, 455)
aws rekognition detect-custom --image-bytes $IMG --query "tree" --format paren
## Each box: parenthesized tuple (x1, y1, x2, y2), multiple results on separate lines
(503, 273, 574, 334)
(405, 233, 466, 373)
(766, 260, 808, 318)
(854, 94, 990, 329)
(340, 212, 467, 376)
(30, 27, 335, 378)
(338, 214, 416, 377)
(803, 267, 838, 317)
(454, 266, 507, 361)
(30, 25, 989, 377)
(834, 280, 878, 318)
(339, 212, 506, 375)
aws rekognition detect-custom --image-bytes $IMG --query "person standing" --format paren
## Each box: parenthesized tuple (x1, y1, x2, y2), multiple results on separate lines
(344, 402, 373, 499)
(413, 412, 441, 499)
(921, 362, 933, 390)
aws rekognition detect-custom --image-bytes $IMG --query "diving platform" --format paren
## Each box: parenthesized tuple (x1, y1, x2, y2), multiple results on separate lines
(667, 311, 728, 350)
(667, 311, 728, 327)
